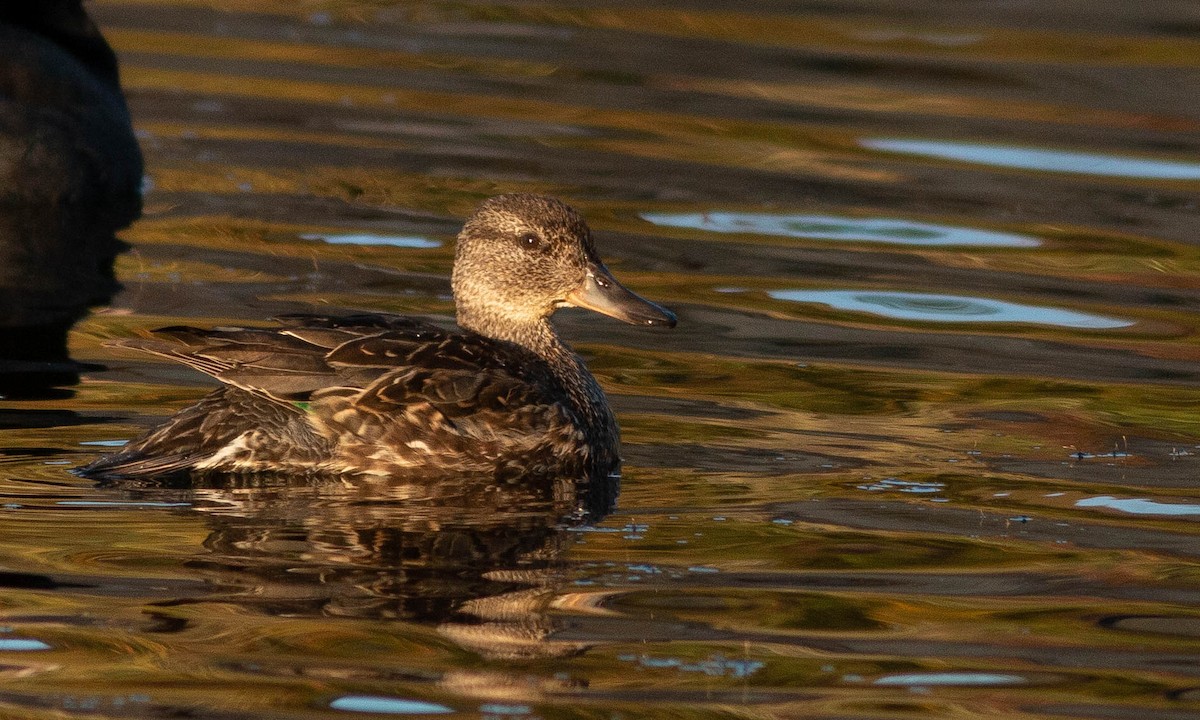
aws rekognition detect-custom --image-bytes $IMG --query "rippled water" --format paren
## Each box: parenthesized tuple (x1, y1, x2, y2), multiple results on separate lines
(2, 1, 1200, 718)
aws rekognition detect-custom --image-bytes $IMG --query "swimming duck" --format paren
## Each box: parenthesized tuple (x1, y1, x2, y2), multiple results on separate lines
(79, 194, 676, 483)
(0, 1, 143, 392)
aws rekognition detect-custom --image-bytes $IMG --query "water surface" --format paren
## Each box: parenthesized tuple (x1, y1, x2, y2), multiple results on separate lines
(768, 289, 1133, 328)
(1, 2, 1199, 719)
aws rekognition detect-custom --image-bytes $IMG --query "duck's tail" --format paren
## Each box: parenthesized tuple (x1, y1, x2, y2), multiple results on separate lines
(75, 386, 325, 481)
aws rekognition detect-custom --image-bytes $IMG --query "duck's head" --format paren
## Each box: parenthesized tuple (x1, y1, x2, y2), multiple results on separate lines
(452, 194, 676, 336)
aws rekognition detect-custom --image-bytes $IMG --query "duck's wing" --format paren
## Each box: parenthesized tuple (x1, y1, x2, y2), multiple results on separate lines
(307, 324, 584, 467)
(111, 314, 457, 405)
(101, 314, 582, 476)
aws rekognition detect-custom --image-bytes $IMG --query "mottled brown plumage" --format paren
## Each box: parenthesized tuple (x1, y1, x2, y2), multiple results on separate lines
(79, 195, 675, 484)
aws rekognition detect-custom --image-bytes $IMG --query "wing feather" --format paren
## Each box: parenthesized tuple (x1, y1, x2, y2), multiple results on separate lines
(90, 313, 583, 477)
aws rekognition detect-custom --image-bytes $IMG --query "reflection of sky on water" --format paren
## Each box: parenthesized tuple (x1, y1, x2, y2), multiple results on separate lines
(857, 477, 945, 493)
(862, 138, 1200, 180)
(329, 696, 454, 714)
(768, 289, 1132, 329)
(1076, 495, 1200, 516)
(0, 638, 51, 651)
(874, 672, 1027, 687)
(300, 233, 441, 248)
(642, 211, 1039, 247)
(618, 652, 765, 678)
(479, 704, 533, 716)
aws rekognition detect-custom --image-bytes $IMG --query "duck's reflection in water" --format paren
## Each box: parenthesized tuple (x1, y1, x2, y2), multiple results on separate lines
(133, 470, 615, 660)
(0, 1, 143, 398)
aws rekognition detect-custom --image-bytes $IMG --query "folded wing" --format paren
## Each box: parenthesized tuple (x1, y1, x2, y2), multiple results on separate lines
(80, 314, 584, 479)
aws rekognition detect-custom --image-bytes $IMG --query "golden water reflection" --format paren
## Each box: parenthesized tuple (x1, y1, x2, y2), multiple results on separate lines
(0, 1, 1197, 718)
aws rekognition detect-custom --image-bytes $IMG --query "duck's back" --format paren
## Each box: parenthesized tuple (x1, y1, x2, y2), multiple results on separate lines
(80, 315, 595, 481)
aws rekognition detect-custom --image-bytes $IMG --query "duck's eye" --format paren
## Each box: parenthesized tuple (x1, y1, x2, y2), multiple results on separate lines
(518, 232, 543, 250)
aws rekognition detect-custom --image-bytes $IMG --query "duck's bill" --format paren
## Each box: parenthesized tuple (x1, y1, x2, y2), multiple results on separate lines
(566, 261, 677, 328)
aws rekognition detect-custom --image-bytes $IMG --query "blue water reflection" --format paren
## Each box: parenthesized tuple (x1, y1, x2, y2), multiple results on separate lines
(1076, 496, 1200, 516)
(857, 478, 946, 493)
(874, 672, 1027, 687)
(862, 138, 1200, 180)
(0, 638, 51, 651)
(479, 704, 532, 717)
(617, 652, 765, 678)
(768, 290, 1132, 329)
(329, 696, 453, 714)
(642, 211, 1039, 247)
(300, 233, 441, 248)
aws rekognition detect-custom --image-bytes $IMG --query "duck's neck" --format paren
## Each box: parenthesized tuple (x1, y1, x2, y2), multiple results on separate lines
(458, 309, 617, 446)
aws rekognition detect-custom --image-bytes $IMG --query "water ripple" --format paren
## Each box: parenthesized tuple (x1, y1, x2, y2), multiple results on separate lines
(873, 672, 1028, 687)
(300, 233, 441, 248)
(330, 696, 454, 715)
(1076, 496, 1200, 517)
(0, 639, 51, 651)
(642, 211, 1039, 247)
(769, 289, 1132, 329)
(863, 138, 1200, 180)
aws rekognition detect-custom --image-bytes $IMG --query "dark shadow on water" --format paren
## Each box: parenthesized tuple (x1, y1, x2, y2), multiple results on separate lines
(112, 469, 617, 659)
(0, 0, 142, 399)
(0, 409, 108, 430)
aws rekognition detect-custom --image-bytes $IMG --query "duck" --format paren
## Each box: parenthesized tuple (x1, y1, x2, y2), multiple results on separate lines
(0, 1, 143, 392)
(78, 194, 676, 483)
